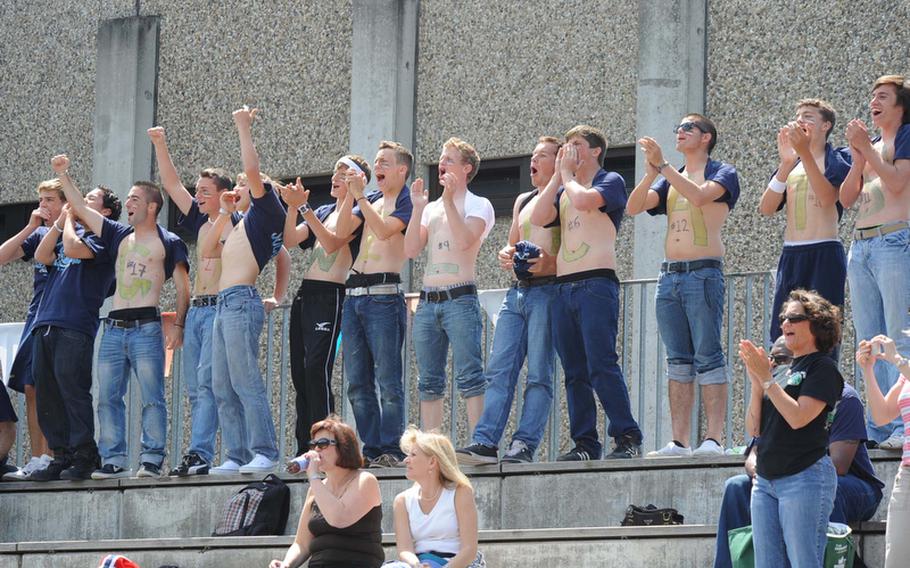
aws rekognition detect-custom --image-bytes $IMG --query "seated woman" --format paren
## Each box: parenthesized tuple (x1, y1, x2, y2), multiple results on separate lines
(387, 428, 484, 568)
(856, 332, 910, 568)
(739, 289, 843, 567)
(270, 416, 383, 568)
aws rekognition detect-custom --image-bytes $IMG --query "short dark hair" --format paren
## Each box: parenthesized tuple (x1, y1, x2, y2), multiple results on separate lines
(378, 141, 414, 179)
(784, 289, 842, 354)
(684, 113, 718, 154)
(564, 125, 607, 167)
(199, 168, 234, 191)
(310, 415, 364, 469)
(797, 99, 837, 139)
(873, 75, 910, 124)
(97, 186, 122, 221)
(133, 180, 164, 217)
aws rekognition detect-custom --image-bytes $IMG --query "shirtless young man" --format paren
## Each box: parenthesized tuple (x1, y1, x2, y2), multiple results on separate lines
(0, 179, 66, 480)
(404, 138, 494, 433)
(280, 155, 367, 457)
(200, 106, 285, 474)
(333, 141, 413, 467)
(49, 155, 190, 479)
(627, 114, 740, 457)
(530, 125, 643, 460)
(840, 75, 910, 448)
(759, 99, 851, 345)
(457, 136, 561, 465)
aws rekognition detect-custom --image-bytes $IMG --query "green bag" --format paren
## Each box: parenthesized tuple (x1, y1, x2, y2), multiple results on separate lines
(728, 525, 754, 568)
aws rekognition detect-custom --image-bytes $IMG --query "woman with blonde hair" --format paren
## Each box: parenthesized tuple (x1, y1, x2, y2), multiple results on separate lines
(386, 428, 484, 568)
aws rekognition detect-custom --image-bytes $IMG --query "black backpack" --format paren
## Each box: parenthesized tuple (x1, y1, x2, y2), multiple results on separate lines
(213, 474, 290, 536)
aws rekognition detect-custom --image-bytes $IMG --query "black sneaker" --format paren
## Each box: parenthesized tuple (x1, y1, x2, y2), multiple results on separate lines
(169, 453, 210, 477)
(556, 446, 597, 461)
(605, 435, 642, 460)
(60, 460, 97, 481)
(368, 454, 404, 468)
(91, 464, 131, 480)
(500, 440, 533, 464)
(29, 457, 71, 482)
(0, 456, 17, 480)
(137, 462, 161, 478)
(456, 443, 499, 466)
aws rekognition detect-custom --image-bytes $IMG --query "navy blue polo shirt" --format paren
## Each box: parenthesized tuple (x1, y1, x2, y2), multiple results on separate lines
(85, 217, 189, 281)
(243, 183, 286, 272)
(773, 143, 852, 219)
(353, 187, 413, 231)
(300, 203, 362, 262)
(20, 226, 50, 331)
(548, 169, 628, 231)
(647, 159, 740, 216)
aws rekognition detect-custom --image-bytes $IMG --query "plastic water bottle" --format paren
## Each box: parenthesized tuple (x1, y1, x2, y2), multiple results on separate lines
(287, 455, 309, 474)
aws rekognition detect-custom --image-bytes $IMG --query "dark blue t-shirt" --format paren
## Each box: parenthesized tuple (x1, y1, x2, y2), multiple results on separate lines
(774, 144, 852, 220)
(829, 384, 885, 492)
(33, 225, 116, 337)
(300, 203, 361, 262)
(548, 169, 627, 231)
(20, 226, 50, 330)
(647, 159, 740, 216)
(176, 198, 242, 235)
(890, 123, 910, 161)
(85, 217, 189, 281)
(243, 184, 286, 272)
(352, 187, 413, 231)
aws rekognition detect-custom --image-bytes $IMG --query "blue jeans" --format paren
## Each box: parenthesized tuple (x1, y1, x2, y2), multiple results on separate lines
(752, 456, 836, 568)
(211, 285, 278, 464)
(847, 228, 910, 442)
(655, 266, 727, 385)
(97, 321, 167, 468)
(553, 276, 641, 457)
(714, 471, 881, 568)
(473, 284, 556, 454)
(343, 293, 406, 459)
(412, 294, 486, 401)
(181, 305, 218, 463)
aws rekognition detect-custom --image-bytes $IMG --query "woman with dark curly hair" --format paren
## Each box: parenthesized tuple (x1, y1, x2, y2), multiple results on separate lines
(739, 289, 843, 567)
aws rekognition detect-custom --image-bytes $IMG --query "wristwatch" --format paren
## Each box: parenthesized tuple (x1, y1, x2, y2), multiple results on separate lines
(761, 378, 775, 391)
(657, 160, 671, 172)
(298, 203, 311, 215)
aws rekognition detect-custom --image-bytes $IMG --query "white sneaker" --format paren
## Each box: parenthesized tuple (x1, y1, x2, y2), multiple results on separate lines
(693, 439, 725, 456)
(646, 442, 693, 458)
(239, 454, 277, 474)
(2, 455, 49, 481)
(878, 433, 905, 450)
(210, 459, 242, 475)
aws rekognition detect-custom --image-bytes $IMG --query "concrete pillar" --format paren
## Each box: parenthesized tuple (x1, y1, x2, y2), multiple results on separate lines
(631, 1, 707, 449)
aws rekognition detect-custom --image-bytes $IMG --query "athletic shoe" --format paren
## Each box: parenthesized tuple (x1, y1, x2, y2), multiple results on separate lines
(91, 464, 131, 480)
(500, 440, 533, 464)
(136, 462, 162, 478)
(60, 458, 99, 481)
(29, 457, 70, 482)
(693, 439, 724, 456)
(456, 443, 499, 466)
(605, 435, 642, 460)
(556, 446, 596, 461)
(211, 459, 242, 475)
(169, 453, 210, 477)
(2, 455, 51, 481)
(0, 457, 17, 480)
(647, 442, 693, 458)
(878, 433, 904, 450)
(239, 454, 277, 474)
(368, 454, 405, 468)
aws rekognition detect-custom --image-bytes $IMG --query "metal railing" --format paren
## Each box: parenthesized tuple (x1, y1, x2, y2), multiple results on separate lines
(10, 271, 790, 467)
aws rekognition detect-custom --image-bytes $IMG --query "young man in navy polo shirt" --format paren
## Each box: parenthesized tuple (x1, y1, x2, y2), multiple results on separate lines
(628, 114, 740, 457)
(201, 106, 286, 474)
(840, 75, 910, 448)
(50, 154, 190, 479)
(530, 125, 643, 460)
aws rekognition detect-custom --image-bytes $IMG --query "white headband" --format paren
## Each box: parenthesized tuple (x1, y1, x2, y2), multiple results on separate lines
(336, 157, 365, 178)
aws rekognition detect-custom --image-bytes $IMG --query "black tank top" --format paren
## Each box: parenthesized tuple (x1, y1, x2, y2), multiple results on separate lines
(307, 502, 384, 568)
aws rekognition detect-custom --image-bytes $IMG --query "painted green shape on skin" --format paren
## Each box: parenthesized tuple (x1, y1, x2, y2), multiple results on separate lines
(561, 241, 590, 262)
(667, 187, 708, 247)
(116, 241, 153, 300)
(788, 169, 809, 231)
(313, 247, 339, 272)
(118, 278, 152, 300)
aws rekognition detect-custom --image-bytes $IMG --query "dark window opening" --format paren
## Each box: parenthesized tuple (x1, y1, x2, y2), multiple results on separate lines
(0, 202, 39, 243)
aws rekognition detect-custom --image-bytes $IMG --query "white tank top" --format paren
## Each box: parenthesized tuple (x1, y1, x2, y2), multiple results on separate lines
(404, 484, 461, 555)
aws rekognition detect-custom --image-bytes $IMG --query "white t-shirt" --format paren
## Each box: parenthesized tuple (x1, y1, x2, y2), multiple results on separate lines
(420, 189, 495, 240)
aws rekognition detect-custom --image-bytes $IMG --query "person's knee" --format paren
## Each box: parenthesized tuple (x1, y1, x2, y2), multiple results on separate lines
(695, 366, 729, 386)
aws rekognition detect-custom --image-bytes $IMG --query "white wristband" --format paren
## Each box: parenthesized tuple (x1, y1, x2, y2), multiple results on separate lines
(768, 177, 787, 194)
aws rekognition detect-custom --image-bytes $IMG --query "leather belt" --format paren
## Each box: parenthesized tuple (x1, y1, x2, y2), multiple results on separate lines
(660, 259, 723, 273)
(853, 220, 909, 241)
(107, 317, 160, 329)
(419, 284, 477, 303)
(191, 295, 218, 308)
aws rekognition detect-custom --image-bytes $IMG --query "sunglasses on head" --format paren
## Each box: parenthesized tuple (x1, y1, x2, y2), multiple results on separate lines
(675, 121, 704, 135)
(779, 313, 810, 324)
(308, 438, 338, 450)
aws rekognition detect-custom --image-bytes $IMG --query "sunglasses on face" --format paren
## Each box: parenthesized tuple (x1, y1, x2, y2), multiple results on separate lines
(779, 313, 810, 325)
(675, 121, 704, 135)
(769, 354, 793, 365)
(308, 438, 338, 450)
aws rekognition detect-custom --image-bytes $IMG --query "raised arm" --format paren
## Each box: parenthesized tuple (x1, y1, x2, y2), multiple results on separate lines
(759, 127, 798, 216)
(303, 460, 381, 528)
(560, 144, 607, 211)
(200, 192, 236, 259)
(440, 173, 485, 251)
(626, 143, 661, 215)
(788, 123, 839, 208)
(62, 205, 96, 260)
(168, 262, 190, 349)
(0, 208, 45, 264)
(640, 138, 725, 207)
(232, 106, 266, 199)
(404, 179, 428, 258)
(50, 155, 104, 236)
(847, 119, 910, 195)
(740, 341, 767, 437)
(529, 166, 562, 226)
(148, 127, 194, 215)
(856, 338, 904, 425)
(347, 172, 405, 241)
